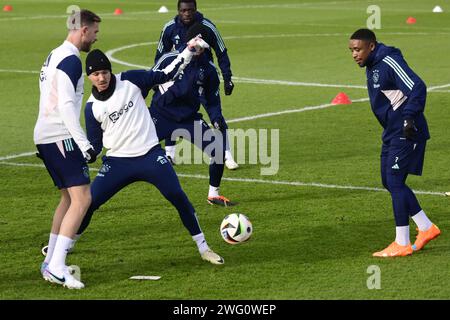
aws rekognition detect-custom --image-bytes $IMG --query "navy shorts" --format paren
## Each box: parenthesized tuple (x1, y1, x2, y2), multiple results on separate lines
(381, 138, 426, 176)
(36, 138, 90, 189)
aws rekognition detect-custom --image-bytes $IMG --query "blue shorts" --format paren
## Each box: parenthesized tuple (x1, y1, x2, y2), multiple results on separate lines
(381, 138, 426, 176)
(36, 138, 90, 189)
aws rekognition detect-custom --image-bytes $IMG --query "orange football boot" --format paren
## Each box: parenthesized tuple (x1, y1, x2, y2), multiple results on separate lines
(207, 196, 237, 207)
(373, 241, 413, 257)
(412, 224, 441, 251)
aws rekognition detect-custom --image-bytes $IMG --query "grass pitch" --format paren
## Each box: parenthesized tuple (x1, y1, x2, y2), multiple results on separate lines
(1, 0, 450, 300)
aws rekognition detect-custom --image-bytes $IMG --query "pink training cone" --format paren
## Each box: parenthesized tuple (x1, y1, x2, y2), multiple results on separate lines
(3, 5, 13, 12)
(114, 8, 123, 15)
(406, 16, 417, 24)
(331, 92, 352, 105)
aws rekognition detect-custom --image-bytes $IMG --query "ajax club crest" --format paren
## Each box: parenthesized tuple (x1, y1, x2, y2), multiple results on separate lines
(372, 70, 380, 88)
(372, 70, 379, 83)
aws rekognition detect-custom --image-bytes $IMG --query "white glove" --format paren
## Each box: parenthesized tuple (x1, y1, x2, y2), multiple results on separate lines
(179, 47, 194, 65)
(164, 47, 194, 77)
(166, 36, 210, 79)
(187, 36, 210, 54)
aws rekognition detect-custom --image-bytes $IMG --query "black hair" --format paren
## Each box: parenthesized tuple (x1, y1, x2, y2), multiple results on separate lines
(178, 0, 197, 9)
(350, 28, 376, 43)
(185, 22, 212, 46)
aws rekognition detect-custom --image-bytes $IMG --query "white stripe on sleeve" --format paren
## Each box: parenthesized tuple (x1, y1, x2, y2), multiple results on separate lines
(202, 20, 226, 52)
(382, 56, 414, 90)
(157, 20, 175, 53)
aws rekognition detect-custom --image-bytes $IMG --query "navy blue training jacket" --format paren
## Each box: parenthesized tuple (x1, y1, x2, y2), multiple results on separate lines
(155, 11, 232, 82)
(364, 42, 429, 143)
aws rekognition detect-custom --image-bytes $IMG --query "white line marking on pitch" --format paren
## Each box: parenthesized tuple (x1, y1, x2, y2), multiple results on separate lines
(0, 69, 40, 74)
(427, 83, 450, 90)
(228, 98, 369, 123)
(233, 77, 366, 89)
(0, 152, 36, 161)
(0, 161, 445, 197)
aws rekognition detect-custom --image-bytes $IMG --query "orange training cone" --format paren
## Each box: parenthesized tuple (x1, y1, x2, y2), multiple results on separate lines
(114, 8, 123, 15)
(406, 16, 417, 24)
(3, 5, 13, 12)
(331, 92, 352, 105)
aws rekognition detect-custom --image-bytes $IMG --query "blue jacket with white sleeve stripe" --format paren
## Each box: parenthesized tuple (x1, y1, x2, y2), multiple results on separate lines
(364, 42, 429, 143)
(155, 12, 232, 82)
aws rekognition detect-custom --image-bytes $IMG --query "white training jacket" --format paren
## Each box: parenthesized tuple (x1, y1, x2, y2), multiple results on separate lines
(34, 41, 92, 154)
(85, 47, 194, 158)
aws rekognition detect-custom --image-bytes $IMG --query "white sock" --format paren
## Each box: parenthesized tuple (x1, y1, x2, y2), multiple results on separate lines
(44, 233, 58, 264)
(208, 185, 220, 198)
(48, 235, 73, 276)
(395, 226, 410, 246)
(225, 149, 233, 161)
(192, 233, 209, 254)
(411, 210, 432, 232)
(165, 145, 176, 158)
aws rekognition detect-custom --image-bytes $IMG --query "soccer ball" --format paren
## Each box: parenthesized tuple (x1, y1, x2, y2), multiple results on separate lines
(220, 213, 253, 244)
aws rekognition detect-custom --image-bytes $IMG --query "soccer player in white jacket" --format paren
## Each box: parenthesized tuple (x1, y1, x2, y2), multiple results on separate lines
(76, 44, 224, 272)
(35, 9, 101, 289)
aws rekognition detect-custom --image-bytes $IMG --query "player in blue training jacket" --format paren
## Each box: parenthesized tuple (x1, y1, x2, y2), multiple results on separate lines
(150, 22, 236, 207)
(348, 28, 440, 257)
(41, 41, 225, 278)
(155, 0, 239, 170)
(156, 0, 233, 94)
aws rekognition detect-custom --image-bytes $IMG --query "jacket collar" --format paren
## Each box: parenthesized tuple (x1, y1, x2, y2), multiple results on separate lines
(62, 40, 80, 57)
(364, 42, 379, 68)
(91, 74, 117, 101)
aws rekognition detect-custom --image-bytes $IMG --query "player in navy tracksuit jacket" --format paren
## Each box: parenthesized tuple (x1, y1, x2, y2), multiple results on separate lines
(349, 29, 440, 257)
(155, 0, 233, 94)
(155, 0, 238, 170)
(150, 23, 236, 207)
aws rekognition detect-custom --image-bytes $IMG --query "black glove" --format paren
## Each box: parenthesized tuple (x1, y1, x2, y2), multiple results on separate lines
(212, 116, 227, 131)
(224, 80, 234, 96)
(403, 118, 417, 139)
(85, 148, 97, 164)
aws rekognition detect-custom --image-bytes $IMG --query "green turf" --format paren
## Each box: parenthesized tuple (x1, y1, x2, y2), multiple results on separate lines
(1, 0, 450, 300)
